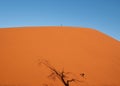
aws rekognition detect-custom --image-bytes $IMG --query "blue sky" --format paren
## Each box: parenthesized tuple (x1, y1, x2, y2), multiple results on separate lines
(0, 0, 120, 40)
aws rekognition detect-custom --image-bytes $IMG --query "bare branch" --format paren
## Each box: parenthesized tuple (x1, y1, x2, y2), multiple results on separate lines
(38, 58, 85, 86)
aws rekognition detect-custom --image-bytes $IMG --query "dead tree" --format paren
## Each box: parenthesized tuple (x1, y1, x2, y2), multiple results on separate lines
(38, 59, 85, 86)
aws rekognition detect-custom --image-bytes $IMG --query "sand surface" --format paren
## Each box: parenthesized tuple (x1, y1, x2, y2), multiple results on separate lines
(0, 26, 120, 86)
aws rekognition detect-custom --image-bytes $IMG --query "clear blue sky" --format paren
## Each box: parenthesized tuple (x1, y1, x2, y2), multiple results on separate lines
(0, 0, 120, 40)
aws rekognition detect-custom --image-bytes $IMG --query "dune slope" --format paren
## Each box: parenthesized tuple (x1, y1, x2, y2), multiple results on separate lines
(0, 26, 120, 86)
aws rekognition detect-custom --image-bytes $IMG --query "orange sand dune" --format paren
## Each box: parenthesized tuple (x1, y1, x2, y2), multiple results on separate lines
(0, 26, 120, 86)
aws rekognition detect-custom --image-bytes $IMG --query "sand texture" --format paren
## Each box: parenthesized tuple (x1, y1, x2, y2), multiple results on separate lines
(0, 26, 120, 86)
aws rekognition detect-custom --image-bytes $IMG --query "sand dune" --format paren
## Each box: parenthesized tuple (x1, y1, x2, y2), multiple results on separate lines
(0, 26, 120, 86)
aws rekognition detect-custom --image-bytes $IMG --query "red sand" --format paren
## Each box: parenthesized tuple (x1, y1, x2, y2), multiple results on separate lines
(0, 26, 120, 86)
